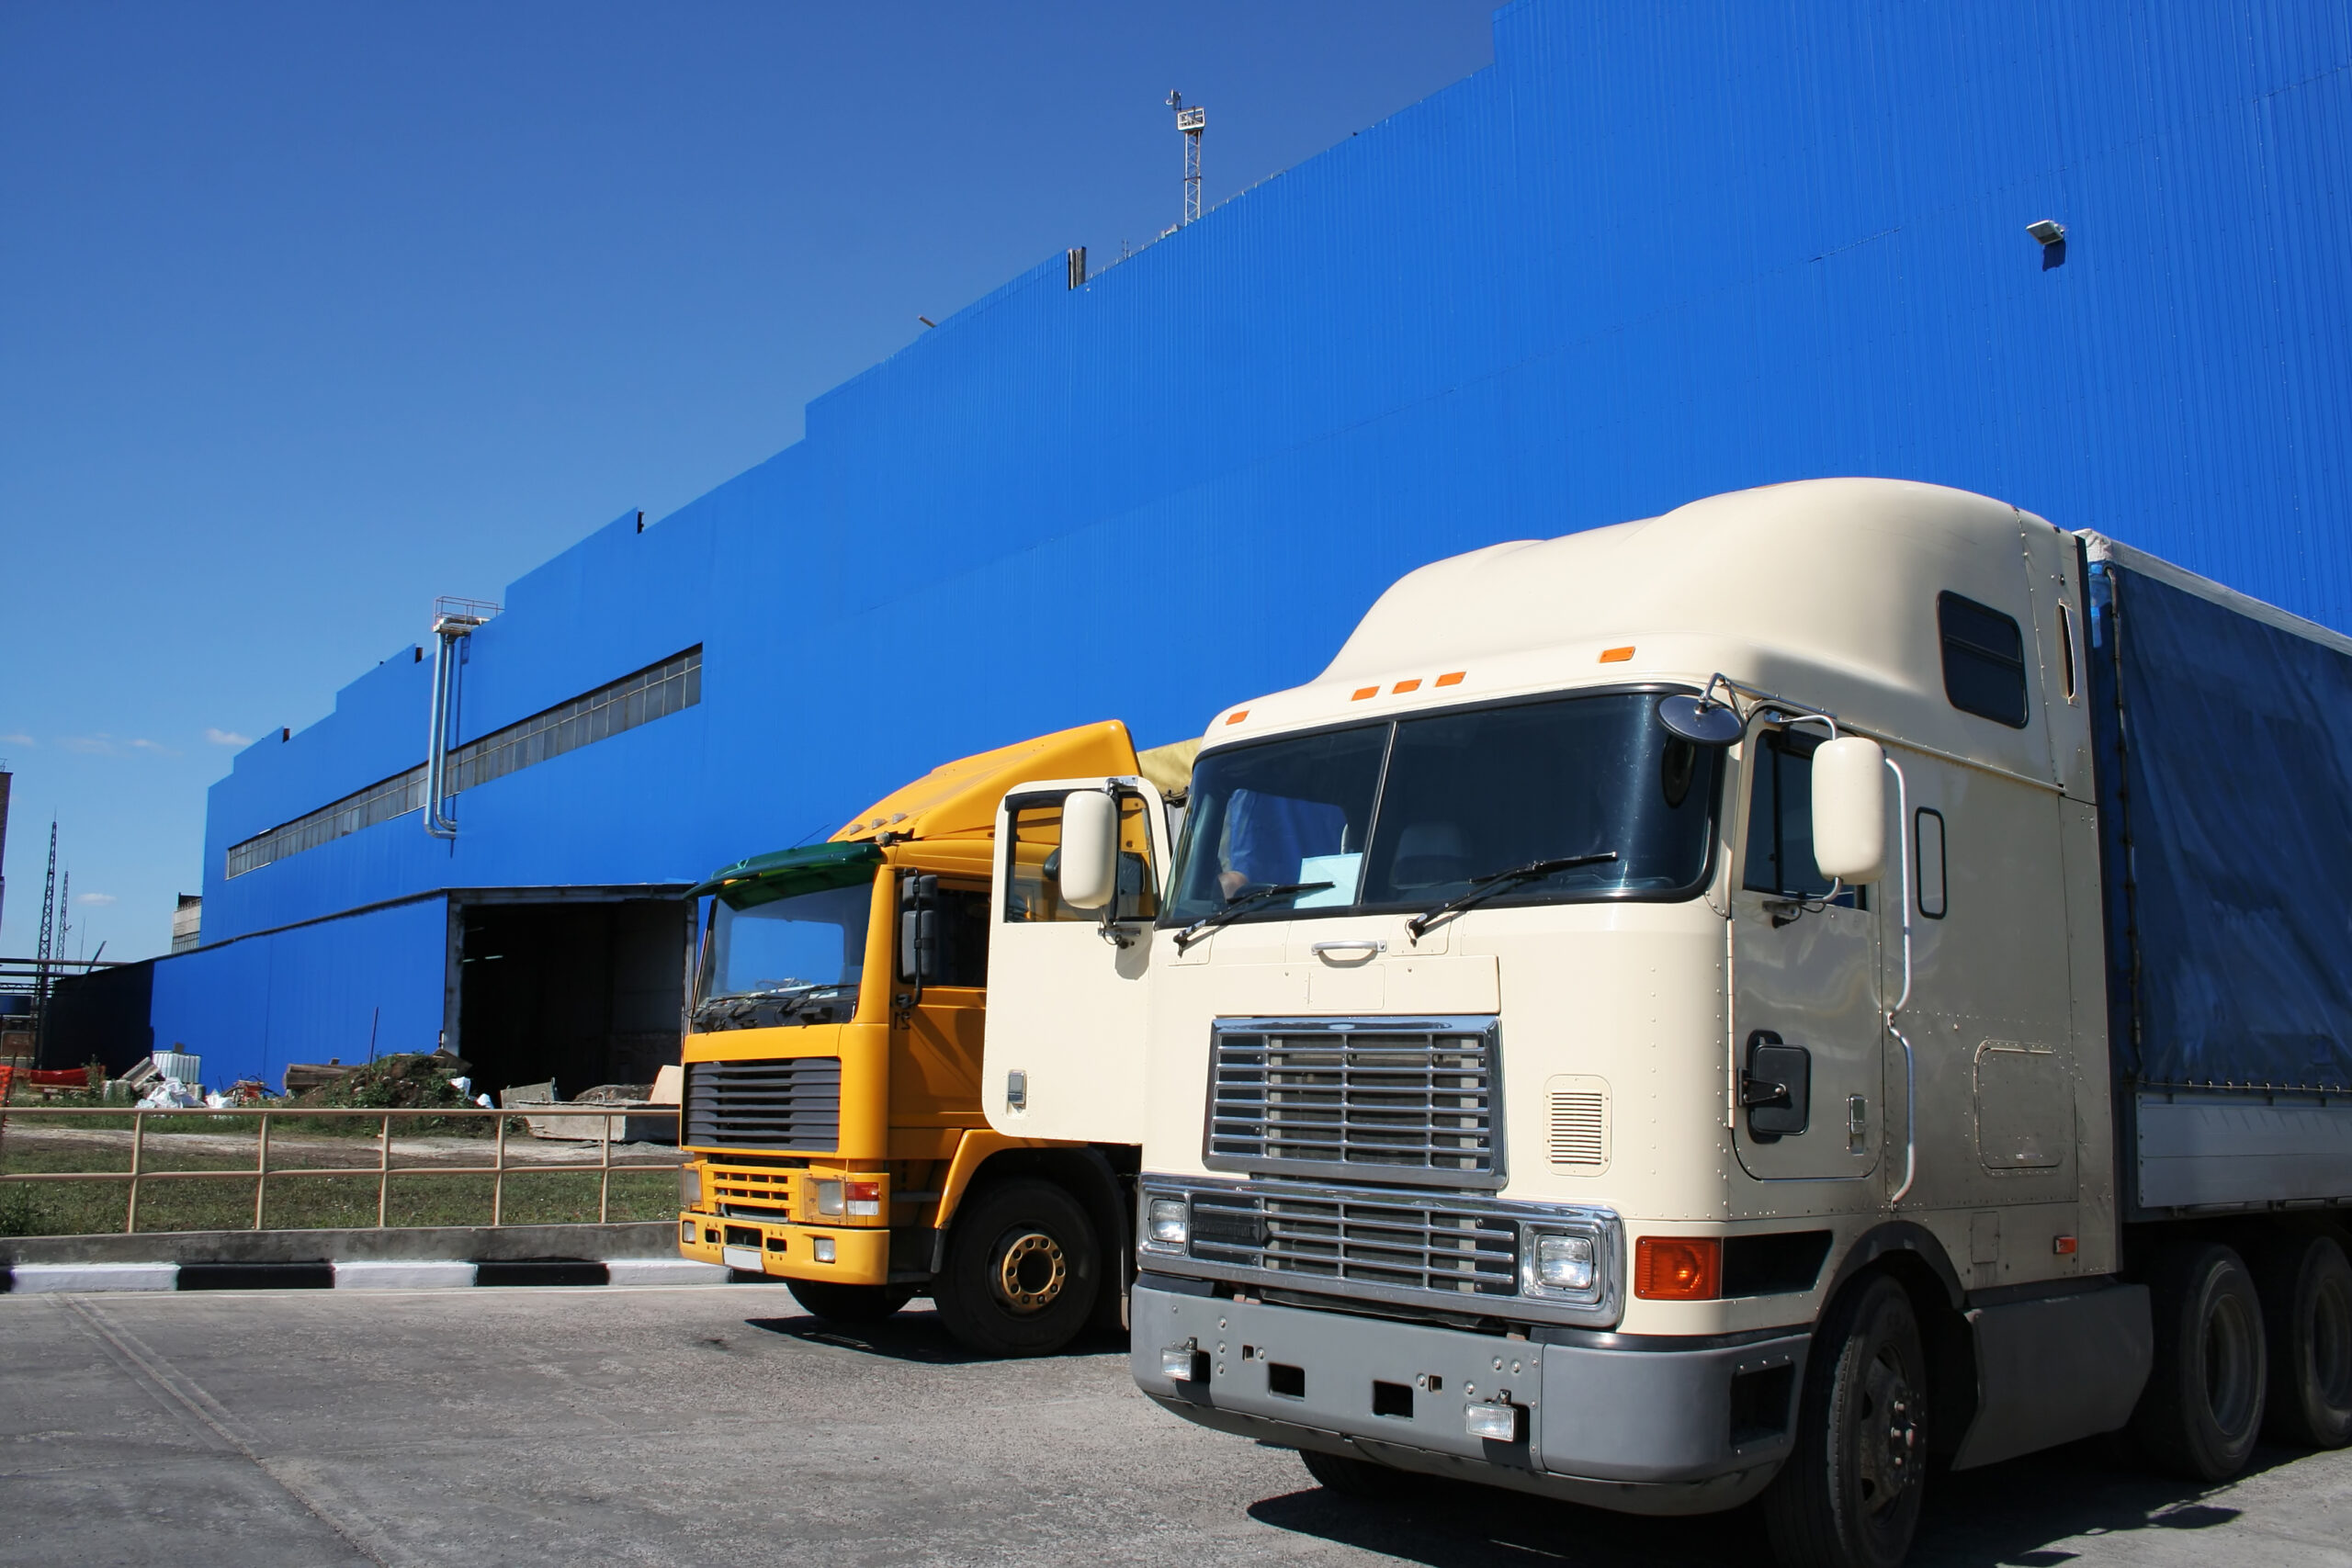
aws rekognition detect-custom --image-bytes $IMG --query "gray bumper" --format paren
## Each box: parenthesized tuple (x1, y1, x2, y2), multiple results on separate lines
(1133, 1280, 1807, 1513)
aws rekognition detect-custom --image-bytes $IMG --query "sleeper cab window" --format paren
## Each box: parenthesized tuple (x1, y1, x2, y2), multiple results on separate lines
(1914, 808, 1948, 919)
(1002, 794, 1160, 923)
(1939, 591, 2030, 728)
(1742, 728, 1862, 908)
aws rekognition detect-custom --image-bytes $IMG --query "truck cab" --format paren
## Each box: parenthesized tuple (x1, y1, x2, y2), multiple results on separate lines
(986, 479, 2352, 1565)
(674, 720, 1188, 1355)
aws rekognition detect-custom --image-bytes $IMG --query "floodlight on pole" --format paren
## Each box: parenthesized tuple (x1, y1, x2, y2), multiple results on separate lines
(1169, 91, 1205, 225)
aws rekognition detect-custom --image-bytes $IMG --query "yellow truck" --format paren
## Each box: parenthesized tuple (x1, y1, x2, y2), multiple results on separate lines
(673, 720, 1189, 1355)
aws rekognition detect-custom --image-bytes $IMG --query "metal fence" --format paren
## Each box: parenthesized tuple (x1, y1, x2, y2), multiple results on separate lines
(0, 1104, 682, 1233)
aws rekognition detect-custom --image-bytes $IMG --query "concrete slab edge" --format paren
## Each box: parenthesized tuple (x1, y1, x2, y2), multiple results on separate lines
(0, 1257, 736, 1294)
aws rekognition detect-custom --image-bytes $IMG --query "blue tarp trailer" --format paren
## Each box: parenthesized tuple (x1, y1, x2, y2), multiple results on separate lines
(2084, 535, 2352, 1215)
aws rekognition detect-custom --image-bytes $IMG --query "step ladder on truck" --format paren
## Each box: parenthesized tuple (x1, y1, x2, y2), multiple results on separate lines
(982, 478, 2352, 1568)
(674, 720, 1193, 1356)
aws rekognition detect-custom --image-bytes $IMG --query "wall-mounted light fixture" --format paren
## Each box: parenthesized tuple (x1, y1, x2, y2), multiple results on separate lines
(2028, 219, 2067, 269)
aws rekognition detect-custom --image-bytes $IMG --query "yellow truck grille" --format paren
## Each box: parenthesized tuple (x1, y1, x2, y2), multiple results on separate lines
(684, 1057, 842, 1151)
(709, 1167, 796, 1220)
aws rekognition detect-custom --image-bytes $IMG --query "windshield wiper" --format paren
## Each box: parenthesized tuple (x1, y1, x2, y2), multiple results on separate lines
(1173, 881, 1334, 952)
(1406, 852, 1619, 939)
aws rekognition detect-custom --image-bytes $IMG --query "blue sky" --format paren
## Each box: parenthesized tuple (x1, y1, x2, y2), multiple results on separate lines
(0, 2, 1497, 962)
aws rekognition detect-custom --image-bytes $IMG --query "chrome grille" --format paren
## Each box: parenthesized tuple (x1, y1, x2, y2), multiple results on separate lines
(684, 1058, 841, 1151)
(1205, 1020, 1501, 1186)
(1186, 1188, 1518, 1296)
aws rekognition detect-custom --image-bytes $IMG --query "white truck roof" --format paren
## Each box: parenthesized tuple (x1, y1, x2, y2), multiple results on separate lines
(1201, 477, 2061, 784)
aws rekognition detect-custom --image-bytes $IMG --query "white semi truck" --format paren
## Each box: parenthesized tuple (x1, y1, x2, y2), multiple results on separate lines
(981, 479, 2352, 1568)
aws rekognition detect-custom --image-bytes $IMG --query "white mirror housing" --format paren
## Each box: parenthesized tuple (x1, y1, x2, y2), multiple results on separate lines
(1057, 789, 1120, 910)
(1811, 737, 1887, 885)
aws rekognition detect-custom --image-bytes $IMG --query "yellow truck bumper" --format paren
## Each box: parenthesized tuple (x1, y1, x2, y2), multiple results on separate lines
(676, 1211, 891, 1286)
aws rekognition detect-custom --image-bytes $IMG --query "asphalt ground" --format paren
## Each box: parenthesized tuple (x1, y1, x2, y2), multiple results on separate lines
(2, 1284, 2346, 1568)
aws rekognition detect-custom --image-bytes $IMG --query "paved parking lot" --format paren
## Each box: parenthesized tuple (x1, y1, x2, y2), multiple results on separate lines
(2, 1283, 2346, 1568)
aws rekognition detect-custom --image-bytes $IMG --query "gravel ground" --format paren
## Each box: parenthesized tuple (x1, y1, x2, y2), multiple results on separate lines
(0, 1285, 2346, 1568)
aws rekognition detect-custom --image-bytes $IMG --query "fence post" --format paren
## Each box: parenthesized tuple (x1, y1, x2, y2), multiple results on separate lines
(253, 1110, 271, 1231)
(597, 1110, 613, 1224)
(376, 1112, 391, 1228)
(125, 1110, 145, 1235)
(492, 1110, 506, 1227)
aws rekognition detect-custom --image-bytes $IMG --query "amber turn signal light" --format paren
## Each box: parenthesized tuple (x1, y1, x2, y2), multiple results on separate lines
(1634, 1235, 1722, 1300)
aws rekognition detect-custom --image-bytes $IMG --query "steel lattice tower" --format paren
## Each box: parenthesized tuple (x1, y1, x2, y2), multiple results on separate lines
(1169, 91, 1204, 225)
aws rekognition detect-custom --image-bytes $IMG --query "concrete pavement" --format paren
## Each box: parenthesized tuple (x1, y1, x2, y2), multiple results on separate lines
(1, 1284, 2346, 1567)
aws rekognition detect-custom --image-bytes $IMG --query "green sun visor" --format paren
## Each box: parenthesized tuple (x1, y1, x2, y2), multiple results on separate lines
(689, 841, 884, 910)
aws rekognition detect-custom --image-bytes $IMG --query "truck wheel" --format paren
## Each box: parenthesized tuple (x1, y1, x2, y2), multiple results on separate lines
(2256, 1233, 2352, 1449)
(786, 1280, 916, 1325)
(1299, 1448, 1396, 1497)
(2131, 1240, 2267, 1480)
(1763, 1275, 1927, 1568)
(932, 1179, 1100, 1357)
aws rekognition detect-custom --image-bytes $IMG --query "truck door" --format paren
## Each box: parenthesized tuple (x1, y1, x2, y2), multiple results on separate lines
(1732, 724, 1886, 1183)
(983, 774, 1168, 1145)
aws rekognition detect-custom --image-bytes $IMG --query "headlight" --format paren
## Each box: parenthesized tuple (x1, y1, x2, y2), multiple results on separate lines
(679, 1218, 696, 1244)
(1147, 1196, 1189, 1247)
(814, 1179, 843, 1216)
(1535, 1234, 1595, 1291)
(678, 1165, 702, 1208)
(1521, 1228, 1601, 1299)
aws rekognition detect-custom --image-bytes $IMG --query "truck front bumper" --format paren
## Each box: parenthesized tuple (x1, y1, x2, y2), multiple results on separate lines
(677, 1212, 890, 1286)
(1132, 1277, 1807, 1516)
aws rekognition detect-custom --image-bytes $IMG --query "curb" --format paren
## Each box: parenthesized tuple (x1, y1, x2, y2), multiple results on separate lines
(1, 1257, 735, 1294)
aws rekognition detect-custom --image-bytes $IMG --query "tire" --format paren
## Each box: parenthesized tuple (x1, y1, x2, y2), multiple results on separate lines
(786, 1279, 916, 1325)
(2130, 1240, 2267, 1480)
(1299, 1448, 1396, 1497)
(1763, 1275, 1928, 1568)
(2256, 1233, 2352, 1449)
(932, 1178, 1101, 1357)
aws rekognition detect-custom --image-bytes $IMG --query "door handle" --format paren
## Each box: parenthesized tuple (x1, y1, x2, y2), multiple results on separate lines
(1309, 941, 1386, 963)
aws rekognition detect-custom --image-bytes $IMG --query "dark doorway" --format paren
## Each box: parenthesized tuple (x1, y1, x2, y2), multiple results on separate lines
(455, 898, 688, 1100)
(40, 960, 156, 1074)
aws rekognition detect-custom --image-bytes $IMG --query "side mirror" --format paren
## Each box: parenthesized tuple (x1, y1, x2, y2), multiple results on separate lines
(1057, 790, 1119, 911)
(899, 874, 940, 984)
(1811, 737, 1887, 885)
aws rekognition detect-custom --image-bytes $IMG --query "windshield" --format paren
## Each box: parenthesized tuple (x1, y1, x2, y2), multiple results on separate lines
(1162, 691, 1723, 928)
(693, 879, 873, 1030)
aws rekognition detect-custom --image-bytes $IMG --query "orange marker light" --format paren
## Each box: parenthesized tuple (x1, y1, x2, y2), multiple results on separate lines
(1436, 671, 1466, 687)
(1634, 1236, 1722, 1300)
(1600, 646, 1635, 663)
(1351, 686, 1380, 701)
(1225, 709, 1250, 725)
(1392, 678, 1421, 694)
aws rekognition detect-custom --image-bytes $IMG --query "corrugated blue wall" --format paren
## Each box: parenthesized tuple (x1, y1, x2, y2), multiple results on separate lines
(152, 897, 446, 1087)
(158, 0, 2352, 1085)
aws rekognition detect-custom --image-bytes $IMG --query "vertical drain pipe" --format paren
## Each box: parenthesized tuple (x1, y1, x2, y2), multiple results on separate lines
(424, 598, 496, 840)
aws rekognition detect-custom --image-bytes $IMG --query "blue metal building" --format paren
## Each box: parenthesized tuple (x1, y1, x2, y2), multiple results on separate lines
(141, 0, 2351, 1094)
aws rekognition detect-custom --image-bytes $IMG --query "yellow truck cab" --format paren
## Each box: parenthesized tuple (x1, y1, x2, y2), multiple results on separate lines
(674, 719, 1191, 1355)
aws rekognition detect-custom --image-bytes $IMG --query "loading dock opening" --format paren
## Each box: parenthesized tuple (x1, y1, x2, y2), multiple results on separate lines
(448, 891, 692, 1100)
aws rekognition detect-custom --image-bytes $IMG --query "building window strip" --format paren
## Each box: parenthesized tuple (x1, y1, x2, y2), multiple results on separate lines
(224, 647, 701, 879)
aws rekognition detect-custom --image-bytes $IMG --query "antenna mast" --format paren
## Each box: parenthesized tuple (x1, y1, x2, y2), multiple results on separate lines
(1168, 90, 1205, 225)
